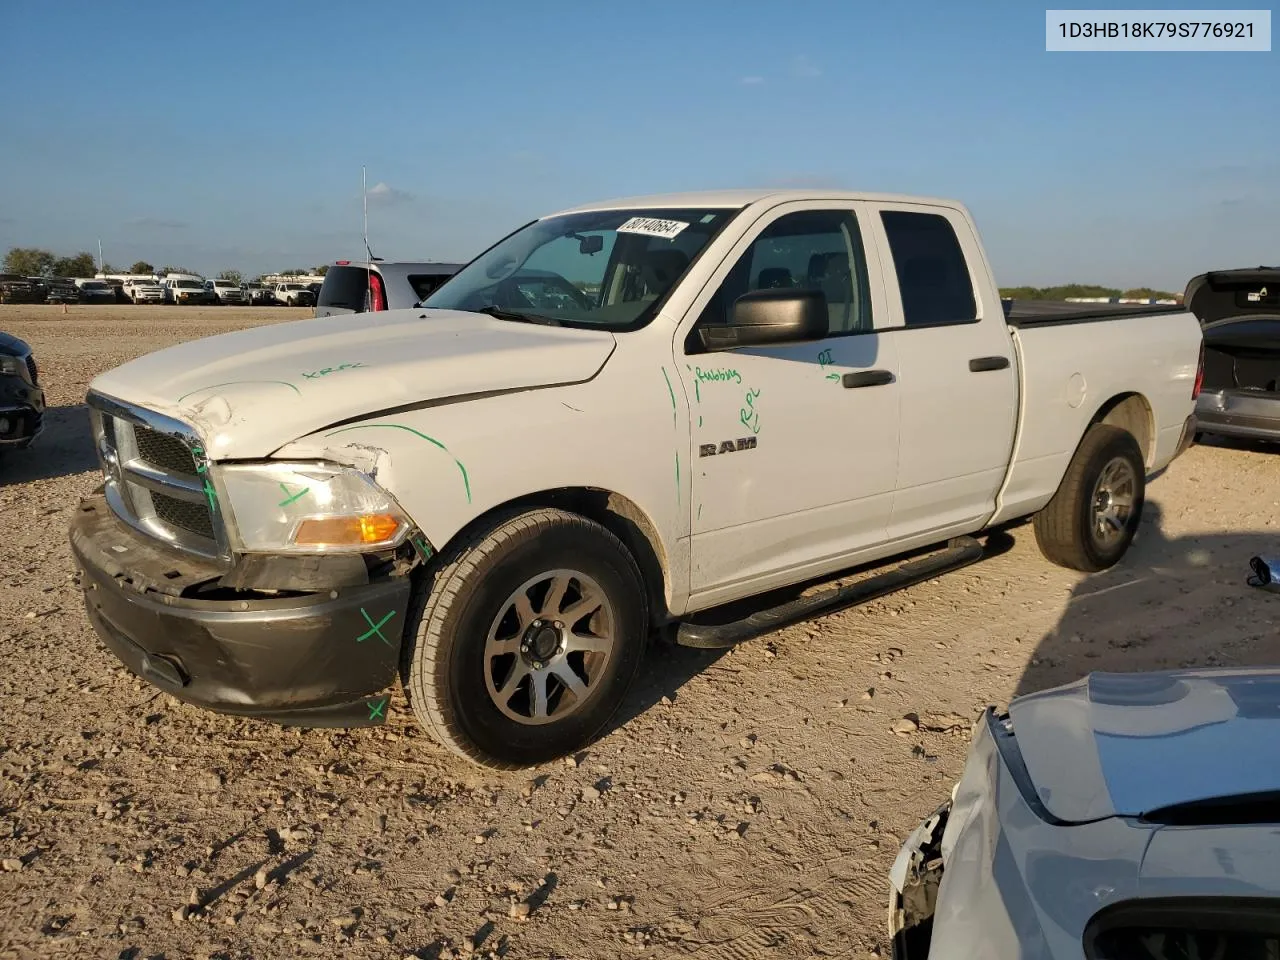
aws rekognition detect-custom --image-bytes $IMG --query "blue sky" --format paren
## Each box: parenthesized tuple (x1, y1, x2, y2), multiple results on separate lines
(1, 0, 1275, 289)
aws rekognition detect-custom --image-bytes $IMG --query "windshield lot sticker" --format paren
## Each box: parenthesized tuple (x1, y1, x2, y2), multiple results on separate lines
(303, 362, 366, 380)
(617, 217, 690, 241)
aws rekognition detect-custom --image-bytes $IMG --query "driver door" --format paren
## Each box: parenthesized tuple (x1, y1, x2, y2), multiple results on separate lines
(681, 202, 902, 607)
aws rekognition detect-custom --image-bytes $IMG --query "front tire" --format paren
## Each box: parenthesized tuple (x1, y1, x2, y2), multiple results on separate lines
(1033, 424, 1145, 572)
(402, 508, 648, 769)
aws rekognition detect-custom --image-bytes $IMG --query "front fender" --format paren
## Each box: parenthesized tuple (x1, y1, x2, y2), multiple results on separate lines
(275, 361, 693, 612)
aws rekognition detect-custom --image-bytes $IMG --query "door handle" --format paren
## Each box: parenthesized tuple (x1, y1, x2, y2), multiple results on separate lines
(842, 369, 896, 388)
(968, 356, 1011, 372)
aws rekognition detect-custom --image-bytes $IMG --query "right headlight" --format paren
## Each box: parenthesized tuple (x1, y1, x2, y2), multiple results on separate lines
(0, 356, 26, 377)
(217, 461, 412, 554)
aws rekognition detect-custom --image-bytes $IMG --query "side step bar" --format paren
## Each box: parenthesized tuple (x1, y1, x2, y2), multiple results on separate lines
(675, 536, 986, 650)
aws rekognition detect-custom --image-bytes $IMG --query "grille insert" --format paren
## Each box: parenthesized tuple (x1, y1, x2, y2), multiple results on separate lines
(152, 492, 215, 539)
(135, 426, 198, 477)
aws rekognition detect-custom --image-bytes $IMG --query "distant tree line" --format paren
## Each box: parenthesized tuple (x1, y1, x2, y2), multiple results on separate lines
(3, 247, 331, 284)
(999, 284, 1180, 300)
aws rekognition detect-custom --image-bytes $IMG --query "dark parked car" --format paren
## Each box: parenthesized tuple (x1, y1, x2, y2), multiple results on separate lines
(0, 331, 44, 450)
(76, 279, 117, 304)
(314, 260, 464, 317)
(1187, 267, 1280, 442)
(45, 277, 79, 304)
(0, 274, 43, 304)
(242, 281, 274, 305)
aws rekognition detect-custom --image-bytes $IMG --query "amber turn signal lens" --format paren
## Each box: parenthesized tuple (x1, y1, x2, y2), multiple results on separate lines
(293, 514, 403, 547)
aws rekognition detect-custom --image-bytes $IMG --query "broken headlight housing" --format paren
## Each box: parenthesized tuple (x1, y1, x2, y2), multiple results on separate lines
(218, 461, 411, 554)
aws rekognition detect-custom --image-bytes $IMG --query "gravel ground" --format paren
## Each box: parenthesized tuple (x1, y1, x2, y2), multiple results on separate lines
(1, 304, 1277, 960)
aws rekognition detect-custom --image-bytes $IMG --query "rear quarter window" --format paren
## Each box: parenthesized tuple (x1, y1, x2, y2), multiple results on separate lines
(407, 273, 454, 301)
(881, 211, 978, 327)
(318, 266, 371, 311)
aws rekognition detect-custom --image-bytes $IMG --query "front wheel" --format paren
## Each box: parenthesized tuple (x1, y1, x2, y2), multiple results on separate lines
(1033, 424, 1145, 572)
(401, 508, 648, 769)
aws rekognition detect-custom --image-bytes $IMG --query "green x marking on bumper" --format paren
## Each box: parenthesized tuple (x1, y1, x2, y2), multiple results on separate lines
(356, 608, 396, 646)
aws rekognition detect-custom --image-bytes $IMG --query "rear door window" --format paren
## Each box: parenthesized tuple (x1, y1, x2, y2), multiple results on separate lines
(881, 211, 978, 327)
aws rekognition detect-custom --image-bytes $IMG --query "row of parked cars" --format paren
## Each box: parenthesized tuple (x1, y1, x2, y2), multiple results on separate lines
(119, 275, 323, 307)
(0, 273, 326, 307)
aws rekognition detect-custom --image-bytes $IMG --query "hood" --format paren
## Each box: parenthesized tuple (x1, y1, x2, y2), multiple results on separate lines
(0, 332, 31, 356)
(1006, 668, 1280, 824)
(1185, 268, 1280, 325)
(88, 307, 617, 459)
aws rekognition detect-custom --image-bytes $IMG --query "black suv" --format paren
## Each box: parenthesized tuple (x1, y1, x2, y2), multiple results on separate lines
(0, 274, 43, 304)
(0, 332, 44, 450)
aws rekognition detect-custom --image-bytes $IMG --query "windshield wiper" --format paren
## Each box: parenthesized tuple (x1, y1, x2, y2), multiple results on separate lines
(471, 305, 561, 326)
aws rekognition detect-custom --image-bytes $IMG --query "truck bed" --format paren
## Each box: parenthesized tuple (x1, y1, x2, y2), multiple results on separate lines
(1003, 299, 1186, 327)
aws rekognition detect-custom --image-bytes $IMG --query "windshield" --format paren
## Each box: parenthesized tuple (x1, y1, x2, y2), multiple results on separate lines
(83, 282, 108, 290)
(175, 280, 201, 289)
(423, 207, 739, 330)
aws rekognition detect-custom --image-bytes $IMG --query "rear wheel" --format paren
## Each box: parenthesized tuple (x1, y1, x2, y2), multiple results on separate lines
(401, 508, 648, 769)
(1033, 424, 1145, 572)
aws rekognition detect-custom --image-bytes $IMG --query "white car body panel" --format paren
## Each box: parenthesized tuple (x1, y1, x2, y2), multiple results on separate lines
(992, 312, 1201, 525)
(85, 189, 1202, 620)
(893, 668, 1280, 960)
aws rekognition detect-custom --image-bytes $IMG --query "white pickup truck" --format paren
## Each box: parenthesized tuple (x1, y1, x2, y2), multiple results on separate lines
(71, 189, 1203, 769)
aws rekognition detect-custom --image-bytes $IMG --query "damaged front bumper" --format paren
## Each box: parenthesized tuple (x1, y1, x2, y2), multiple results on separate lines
(69, 492, 412, 726)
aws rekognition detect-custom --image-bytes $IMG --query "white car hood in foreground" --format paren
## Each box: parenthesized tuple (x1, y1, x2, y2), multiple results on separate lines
(1007, 667, 1280, 823)
(89, 308, 617, 459)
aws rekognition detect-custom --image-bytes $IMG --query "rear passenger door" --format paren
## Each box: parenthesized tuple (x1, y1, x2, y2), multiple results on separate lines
(866, 204, 1018, 541)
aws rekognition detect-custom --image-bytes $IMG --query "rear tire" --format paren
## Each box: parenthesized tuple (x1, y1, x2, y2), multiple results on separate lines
(401, 508, 648, 769)
(1033, 424, 1145, 572)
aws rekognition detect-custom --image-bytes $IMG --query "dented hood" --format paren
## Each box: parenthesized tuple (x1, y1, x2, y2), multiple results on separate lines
(89, 308, 616, 459)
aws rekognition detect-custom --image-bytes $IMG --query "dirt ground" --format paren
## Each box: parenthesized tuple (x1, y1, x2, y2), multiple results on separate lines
(1, 303, 1277, 960)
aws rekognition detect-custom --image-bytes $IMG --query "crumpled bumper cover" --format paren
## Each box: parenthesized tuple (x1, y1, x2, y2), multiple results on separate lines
(69, 493, 412, 727)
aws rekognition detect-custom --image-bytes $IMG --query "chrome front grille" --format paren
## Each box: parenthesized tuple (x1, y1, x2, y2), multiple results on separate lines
(89, 392, 228, 561)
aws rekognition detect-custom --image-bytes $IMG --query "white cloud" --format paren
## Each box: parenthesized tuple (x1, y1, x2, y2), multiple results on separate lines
(740, 75, 765, 85)
(365, 182, 415, 207)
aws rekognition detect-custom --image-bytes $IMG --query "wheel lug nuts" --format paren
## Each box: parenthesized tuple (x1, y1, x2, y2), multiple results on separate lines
(554, 621, 563, 629)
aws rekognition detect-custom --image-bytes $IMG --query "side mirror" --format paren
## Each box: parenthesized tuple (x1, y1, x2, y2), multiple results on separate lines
(700, 288, 828, 351)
